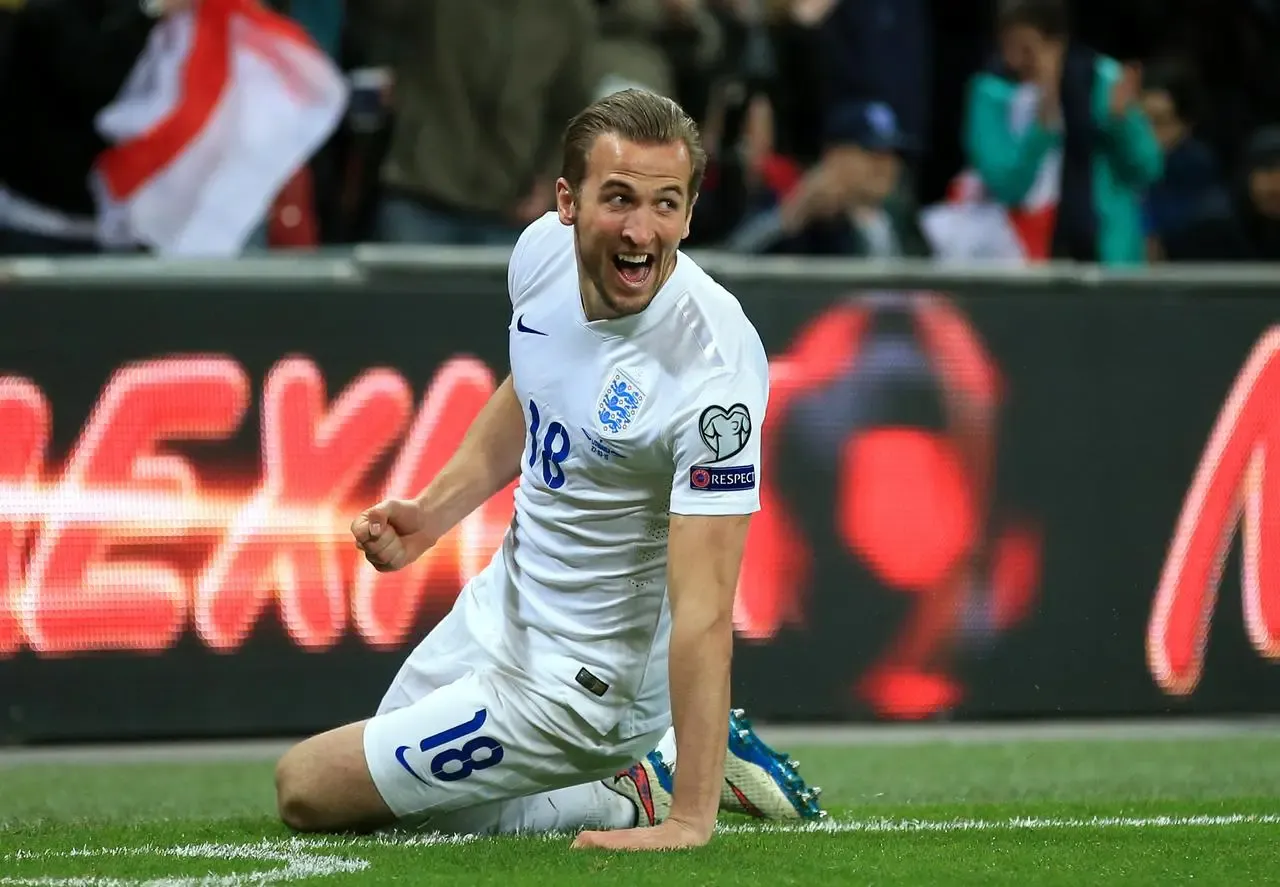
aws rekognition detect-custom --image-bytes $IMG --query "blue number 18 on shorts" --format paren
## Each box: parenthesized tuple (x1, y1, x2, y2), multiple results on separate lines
(394, 709, 505, 784)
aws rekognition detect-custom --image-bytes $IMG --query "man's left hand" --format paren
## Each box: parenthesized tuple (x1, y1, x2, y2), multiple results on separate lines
(571, 819, 712, 852)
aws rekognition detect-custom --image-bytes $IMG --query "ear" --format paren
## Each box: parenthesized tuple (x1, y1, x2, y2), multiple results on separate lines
(555, 178, 577, 226)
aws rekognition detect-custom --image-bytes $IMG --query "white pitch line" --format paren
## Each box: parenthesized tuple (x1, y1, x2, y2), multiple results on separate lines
(712, 813, 1280, 835)
(0, 839, 369, 887)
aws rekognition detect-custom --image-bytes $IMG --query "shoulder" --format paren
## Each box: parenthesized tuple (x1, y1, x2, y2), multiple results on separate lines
(964, 74, 1016, 132)
(656, 255, 768, 390)
(508, 212, 575, 308)
(967, 72, 1015, 105)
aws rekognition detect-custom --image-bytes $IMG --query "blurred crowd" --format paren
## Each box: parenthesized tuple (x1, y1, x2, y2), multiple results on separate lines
(0, 0, 1277, 263)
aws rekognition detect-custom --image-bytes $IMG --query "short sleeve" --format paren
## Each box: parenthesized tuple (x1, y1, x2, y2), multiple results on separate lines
(507, 223, 534, 308)
(668, 363, 769, 516)
(507, 213, 566, 309)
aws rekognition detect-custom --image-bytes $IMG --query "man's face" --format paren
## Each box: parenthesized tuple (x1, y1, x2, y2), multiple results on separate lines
(557, 133, 694, 319)
(1141, 88, 1187, 153)
(1249, 163, 1280, 219)
(999, 24, 1054, 82)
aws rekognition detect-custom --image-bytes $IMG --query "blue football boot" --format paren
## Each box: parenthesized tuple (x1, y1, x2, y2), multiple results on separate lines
(720, 708, 826, 821)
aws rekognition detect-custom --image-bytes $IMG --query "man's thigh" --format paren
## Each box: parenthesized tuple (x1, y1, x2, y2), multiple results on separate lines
(364, 668, 628, 820)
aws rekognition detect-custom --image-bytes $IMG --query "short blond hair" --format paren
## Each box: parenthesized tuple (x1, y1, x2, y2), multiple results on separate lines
(560, 89, 707, 197)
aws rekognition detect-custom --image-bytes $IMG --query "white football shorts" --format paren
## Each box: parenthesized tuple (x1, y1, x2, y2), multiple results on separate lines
(362, 566, 663, 819)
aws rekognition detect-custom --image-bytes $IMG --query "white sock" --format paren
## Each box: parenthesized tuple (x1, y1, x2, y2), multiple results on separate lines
(418, 781, 636, 836)
(655, 726, 677, 768)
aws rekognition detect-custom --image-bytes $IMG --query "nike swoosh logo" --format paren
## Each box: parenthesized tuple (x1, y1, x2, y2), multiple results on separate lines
(628, 765, 657, 825)
(395, 745, 429, 785)
(516, 315, 548, 336)
(725, 778, 766, 818)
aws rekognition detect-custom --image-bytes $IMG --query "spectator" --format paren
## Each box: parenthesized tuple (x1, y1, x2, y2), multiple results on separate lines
(1162, 0, 1280, 188)
(963, 0, 1163, 264)
(725, 101, 932, 258)
(819, 0, 932, 183)
(760, 0, 830, 167)
(1138, 58, 1235, 261)
(0, 0, 177, 256)
(724, 0, 930, 253)
(684, 0, 809, 245)
(351, 0, 597, 247)
(1234, 125, 1280, 260)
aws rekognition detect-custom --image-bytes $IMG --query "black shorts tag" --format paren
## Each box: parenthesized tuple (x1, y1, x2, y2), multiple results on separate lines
(575, 667, 609, 698)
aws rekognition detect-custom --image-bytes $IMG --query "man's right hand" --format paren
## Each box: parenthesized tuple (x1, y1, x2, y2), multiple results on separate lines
(351, 499, 437, 571)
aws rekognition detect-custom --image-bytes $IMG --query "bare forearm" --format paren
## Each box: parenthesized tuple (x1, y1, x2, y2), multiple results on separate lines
(414, 375, 524, 530)
(667, 609, 733, 833)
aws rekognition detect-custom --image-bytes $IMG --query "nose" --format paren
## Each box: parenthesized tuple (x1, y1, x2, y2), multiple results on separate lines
(620, 210, 657, 250)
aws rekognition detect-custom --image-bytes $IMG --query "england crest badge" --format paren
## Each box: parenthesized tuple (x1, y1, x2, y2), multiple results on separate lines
(595, 368, 646, 436)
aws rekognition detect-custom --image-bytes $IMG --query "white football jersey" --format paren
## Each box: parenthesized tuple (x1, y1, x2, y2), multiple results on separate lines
(485, 212, 769, 739)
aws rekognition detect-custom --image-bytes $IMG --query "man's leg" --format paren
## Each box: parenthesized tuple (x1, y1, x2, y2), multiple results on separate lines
(276, 720, 394, 833)
(276, 667, 658, 834)
(275, 720, 643, 835)
(401, 780, 641, 836)
(275, 708, 824, 835)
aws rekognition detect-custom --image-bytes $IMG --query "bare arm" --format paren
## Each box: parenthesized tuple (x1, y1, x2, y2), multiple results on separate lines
(353, 374, 524, 570)
(414, 374, 525, 532)
(665, 512, 752, 838)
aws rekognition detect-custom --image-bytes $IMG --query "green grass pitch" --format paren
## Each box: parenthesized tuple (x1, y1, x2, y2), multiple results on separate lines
(2, 730, 1280, 885)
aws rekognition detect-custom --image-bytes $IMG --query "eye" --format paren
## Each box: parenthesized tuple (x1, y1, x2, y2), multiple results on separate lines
(607, 194, 629, 207)
(659, 198, 679, 211)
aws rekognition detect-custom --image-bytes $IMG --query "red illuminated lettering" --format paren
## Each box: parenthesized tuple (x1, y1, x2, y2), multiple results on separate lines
(1149, 327, 1280, 694)
(0, 378, 50, 655)
(195, 358, 412, 651)
(0, 356, 565, 655)
(352, 358, 512, 648)
(20, 359, 250, 654)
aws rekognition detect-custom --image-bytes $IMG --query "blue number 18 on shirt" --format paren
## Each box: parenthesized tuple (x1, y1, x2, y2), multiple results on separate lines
(528, 400, 571, 489)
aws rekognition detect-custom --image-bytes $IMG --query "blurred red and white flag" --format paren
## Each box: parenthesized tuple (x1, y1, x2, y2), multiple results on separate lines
(921, 83, 1061, 265)
(92, 0, 347, 256)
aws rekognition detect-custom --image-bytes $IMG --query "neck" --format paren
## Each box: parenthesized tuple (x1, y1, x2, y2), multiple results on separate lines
(579, 279, 617, 322)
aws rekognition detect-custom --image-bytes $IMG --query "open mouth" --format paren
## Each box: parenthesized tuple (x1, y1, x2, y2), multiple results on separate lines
(612, 253, 654, 287)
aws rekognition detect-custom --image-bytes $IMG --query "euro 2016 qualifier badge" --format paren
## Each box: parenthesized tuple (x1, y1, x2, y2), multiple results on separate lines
(698, 403, 751, 462)
(596, 368, 647, 437)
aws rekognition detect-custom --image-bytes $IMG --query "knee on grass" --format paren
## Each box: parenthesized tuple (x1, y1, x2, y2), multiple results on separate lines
(275, 746, 388, 834)
(275, 722, 397, 834)
(275, 748, 333, 833)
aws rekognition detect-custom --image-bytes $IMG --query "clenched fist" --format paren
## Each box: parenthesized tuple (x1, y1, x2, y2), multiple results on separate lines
(351, 499, 437, 571)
